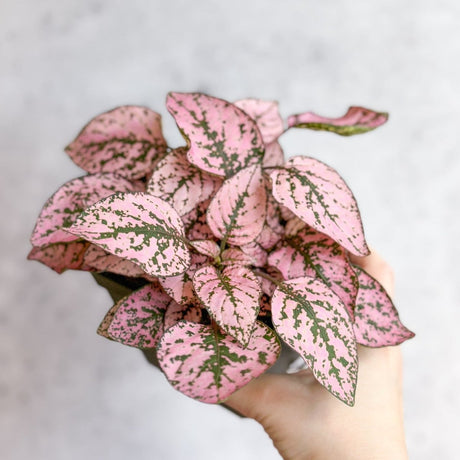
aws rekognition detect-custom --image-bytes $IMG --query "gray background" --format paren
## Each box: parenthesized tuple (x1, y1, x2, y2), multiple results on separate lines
(1, 0, 459, 458)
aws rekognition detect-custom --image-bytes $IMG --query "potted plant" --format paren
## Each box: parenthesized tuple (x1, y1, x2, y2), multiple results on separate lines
(29, 92, 414, 407)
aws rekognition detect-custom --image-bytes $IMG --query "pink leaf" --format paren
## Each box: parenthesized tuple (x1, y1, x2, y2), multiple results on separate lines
(157, 321, 280, 403)
(166, 92, 264, 177)
(189, 240, 220, 258)
(268, 226, 358, 319)
(67, 192, 191, 277)
(263, 141, 285, 168)
(256, 225, 282, 250)
(30, 173, 139, 247)
(147, 147, 222, 216)
(234, 98, 284, 144)
(255, 195, 283, 249)
(257, 266, 284, 297)
(83, 245, 148, 278)
(207, 164, 267, 246)
(272, 277, 358, 405)
(287, 106, 388, 136)
(164, 301, 204, 330)
(27, 242, 90, 274)
(65, 106, 168, 179)
(182, 199, 215, 241)
(158, 253, 207, 305)
(270, 156, 369, 256)
(193, 265, 261, 346)
(99, 283, 171, 349)
(265, 194, 285, 236)
(239, 241, 268, 267)
(221, 248, 257, 267)
(353, 266, 415, 347)
(97, 301, 118, 340)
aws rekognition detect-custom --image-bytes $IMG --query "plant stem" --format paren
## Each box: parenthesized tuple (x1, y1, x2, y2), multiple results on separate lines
(252, 269, 284, 288)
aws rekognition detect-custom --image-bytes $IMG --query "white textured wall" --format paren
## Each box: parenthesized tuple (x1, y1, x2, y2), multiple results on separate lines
(1, 1, 459, 458)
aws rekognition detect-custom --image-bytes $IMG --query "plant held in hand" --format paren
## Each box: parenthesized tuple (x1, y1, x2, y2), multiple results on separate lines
(29, 92, 414, 406)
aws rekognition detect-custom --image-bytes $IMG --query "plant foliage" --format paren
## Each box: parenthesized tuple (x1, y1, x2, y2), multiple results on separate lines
(29, 93, 413, 406)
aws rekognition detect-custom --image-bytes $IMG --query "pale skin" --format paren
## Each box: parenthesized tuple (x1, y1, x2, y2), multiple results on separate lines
(225, 251, 409, 460)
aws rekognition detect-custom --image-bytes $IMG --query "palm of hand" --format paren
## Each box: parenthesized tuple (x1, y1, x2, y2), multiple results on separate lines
(225, 252, 408, 460)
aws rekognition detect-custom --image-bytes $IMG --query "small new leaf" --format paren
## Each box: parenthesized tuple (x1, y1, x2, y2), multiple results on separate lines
(189, 240, 220, 258)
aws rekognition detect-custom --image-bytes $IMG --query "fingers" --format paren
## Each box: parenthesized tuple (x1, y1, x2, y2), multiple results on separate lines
(223, 373, 273, 420)
(349, 248, 395, 297)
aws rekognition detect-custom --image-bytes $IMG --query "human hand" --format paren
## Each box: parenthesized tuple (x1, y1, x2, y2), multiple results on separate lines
(225, 250, 408, 460)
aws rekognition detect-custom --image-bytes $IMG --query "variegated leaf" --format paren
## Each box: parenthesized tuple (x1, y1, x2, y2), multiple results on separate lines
(221, 248, 256, 267)
(157, 321, 280, 403)
(270, 156, 369, 256)
(166, 92, 264, 178)
(263, 141, 285, 168)
(268, 226, 358, 318)
(234, 98, 284, 144)
(65, 106, 168, 179)
(27, 242, 90, 274)
(158, 253, 207, 305)
(255, 185, 284, 250)
(193, 265, 261, 346)
(97, 301, 119, 340)
(256, 224, 282, 250)
(67, 192, 191, 277)
(99, 283, 171, 349)
(83, 245, 148, 278)
(272, 277, 358, 405)
(257, 266, 284, 297)
(189, 240, 220, 258)
(147, 147, 222, 216)
(182, 199, 215, 241)
(287, 106, 388, 136)
(164, 301, 205, 330)
(207, 164, 267, 246)
(353, 266, 415, 347)
(30, 173, 139, 247)
(239, 241, 268, 267)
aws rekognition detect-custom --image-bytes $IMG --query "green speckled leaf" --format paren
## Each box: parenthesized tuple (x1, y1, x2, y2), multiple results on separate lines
(157, 321, 280, 403)
(67, 192, 191, 277)
(272, 277, 358, 406)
